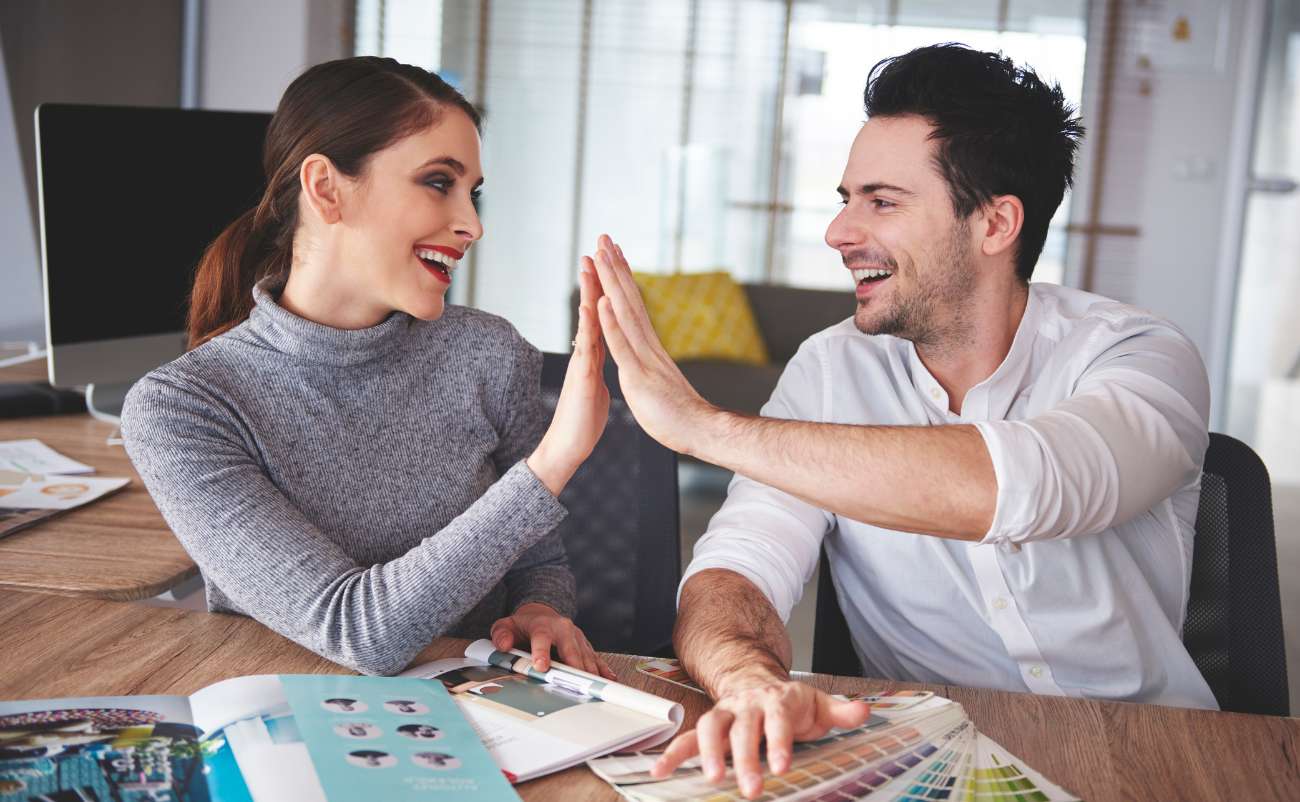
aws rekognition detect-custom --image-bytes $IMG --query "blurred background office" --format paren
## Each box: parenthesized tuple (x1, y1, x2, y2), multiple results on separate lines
(2, 0, 1298, 707)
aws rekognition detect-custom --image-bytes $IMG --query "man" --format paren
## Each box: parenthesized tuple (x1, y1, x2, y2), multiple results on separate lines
(586, 43, 1216, 799)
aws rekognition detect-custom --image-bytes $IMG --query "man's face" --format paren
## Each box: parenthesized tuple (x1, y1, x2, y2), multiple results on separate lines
(825, 115, 978, 346)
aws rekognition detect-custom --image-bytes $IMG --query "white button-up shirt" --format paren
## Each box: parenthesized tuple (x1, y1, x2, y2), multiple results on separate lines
(681, 283, 1218, 709)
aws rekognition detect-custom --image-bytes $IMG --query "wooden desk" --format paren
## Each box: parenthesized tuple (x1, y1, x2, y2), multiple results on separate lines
(2, 590, 1297, 801)
(0, 362, 197, 599)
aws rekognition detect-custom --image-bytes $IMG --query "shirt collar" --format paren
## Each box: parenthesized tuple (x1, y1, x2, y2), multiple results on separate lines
(247, 274, 414, 366)
(908, 286, 1042, 421)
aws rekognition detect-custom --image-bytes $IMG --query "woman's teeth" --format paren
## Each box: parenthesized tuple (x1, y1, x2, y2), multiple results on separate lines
(416, 248, 458, 275)
(852, 267, 893, 283)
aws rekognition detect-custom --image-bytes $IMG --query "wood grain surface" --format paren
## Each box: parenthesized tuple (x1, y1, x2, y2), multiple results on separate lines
(1, 590, 1296, 801)
(0, 362, 197, 599)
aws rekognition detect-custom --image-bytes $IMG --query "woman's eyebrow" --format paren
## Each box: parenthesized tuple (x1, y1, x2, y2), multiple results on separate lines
(417, 156, 466, 175)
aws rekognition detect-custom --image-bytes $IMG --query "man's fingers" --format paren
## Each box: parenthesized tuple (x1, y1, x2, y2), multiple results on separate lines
(652, 730, 700, 778)
(821, 697, 873, 731)
(729, 709, 765, 798)
(530, 631, 554, 672)
(762, 700, 795, 775)
(695, 709, 733, 784)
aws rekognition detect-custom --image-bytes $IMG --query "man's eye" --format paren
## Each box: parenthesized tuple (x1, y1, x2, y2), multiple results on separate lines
(873, 199, 895, 209)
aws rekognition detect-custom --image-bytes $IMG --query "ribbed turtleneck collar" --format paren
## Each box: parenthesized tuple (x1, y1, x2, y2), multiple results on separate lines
(247, 275, 414, 366)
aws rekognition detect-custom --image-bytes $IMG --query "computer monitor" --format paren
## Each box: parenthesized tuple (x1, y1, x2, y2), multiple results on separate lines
(36, 103, 271, 418)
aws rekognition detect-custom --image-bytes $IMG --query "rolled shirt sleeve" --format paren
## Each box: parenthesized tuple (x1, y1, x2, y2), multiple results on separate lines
(973, 321, 1210, 546)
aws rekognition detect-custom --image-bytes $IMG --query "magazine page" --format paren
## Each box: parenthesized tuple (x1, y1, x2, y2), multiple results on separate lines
(402, 653, 680, 783)
(192, 674, 519, 802)
(464, 640, 684, 726)
(0, 694, 209, 801)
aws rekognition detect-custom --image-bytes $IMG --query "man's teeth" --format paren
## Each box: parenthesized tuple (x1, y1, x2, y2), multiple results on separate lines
(416, 248, 458, 272)
(852, 267, 893, 282)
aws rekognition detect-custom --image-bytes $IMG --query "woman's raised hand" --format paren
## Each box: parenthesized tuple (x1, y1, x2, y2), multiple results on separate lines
(526, 261, 610, 496)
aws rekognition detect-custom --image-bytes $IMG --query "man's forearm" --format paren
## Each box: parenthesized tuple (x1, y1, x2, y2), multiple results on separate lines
(674, 569, 794, 699)
(685, 411, 997, 541)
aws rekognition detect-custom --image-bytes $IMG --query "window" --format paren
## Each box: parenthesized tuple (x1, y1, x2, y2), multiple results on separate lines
(356, 0, 1088, 350)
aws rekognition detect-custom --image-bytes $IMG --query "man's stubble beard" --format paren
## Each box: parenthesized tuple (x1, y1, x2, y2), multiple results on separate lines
(853, 219, 976, 353)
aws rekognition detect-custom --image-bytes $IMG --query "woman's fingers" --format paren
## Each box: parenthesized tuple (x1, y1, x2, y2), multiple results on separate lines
(489, 617, 518, 652)
(530, 630, 554, 672)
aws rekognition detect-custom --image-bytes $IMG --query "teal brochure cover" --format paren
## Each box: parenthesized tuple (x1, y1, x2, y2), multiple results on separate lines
(280, 675, 520, 801)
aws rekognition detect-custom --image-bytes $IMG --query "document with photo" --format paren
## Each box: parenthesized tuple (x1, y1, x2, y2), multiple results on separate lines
(0, 674, 518, 802)
(402, 639, 684, 783)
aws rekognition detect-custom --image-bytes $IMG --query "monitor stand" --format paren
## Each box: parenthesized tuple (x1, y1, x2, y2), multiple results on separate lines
(85, 381, 136, 424)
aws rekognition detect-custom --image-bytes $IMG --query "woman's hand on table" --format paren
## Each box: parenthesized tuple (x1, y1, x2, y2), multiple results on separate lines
(489, 601, 617, 679)
(650, 667, 871, 799)
(527, 261, 610, 496)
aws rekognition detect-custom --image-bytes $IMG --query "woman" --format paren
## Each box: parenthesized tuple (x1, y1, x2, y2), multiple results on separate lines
(120, 56, 613, 677)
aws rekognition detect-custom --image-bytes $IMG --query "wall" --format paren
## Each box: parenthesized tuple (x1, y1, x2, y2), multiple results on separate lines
(199, 0, 348, 112)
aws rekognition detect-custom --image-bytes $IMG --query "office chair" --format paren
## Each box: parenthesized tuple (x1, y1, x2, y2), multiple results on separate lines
(539, 352, 680, 657)
(1182, 432, 1289, 715)
(812, 432, 1290, 715)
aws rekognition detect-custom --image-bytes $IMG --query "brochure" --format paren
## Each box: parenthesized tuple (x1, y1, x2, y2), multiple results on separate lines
(587, 693, 1080, 801)
(0, 675, 519, 802)
(0, 439, 129, 540)
(402, 639, 684, 783)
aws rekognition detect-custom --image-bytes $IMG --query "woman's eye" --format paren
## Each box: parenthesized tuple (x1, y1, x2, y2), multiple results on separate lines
(425, 175, 452, 193)
(471, 189, 482, 211)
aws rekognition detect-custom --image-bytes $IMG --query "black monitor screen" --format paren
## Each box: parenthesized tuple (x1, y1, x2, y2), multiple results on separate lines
(38, 104, 270, 346)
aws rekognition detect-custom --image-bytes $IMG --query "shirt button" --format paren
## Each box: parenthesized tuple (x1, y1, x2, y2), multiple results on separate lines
(992, 597, 1008, 610)
(930, 387, 942, 399)
(1029, 665, 1044, 678)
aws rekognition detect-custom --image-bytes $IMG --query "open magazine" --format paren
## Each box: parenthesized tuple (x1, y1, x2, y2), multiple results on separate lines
(587, 692, 1080, 802)
(401, 639, 684, 783)
(0, 674, 518, 802)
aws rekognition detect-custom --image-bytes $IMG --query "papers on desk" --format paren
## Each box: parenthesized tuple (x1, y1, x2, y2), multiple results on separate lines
(0, 439, 94, 475)
(588, 693, 1080, 802)
(402, 639, 685, 783)
(0, 438, 129, 539)
(0, 674, 519, 801)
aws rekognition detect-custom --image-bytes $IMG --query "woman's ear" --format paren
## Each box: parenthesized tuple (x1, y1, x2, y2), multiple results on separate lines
(299, 153, 344, 224)
(979, 194, 1025, 261)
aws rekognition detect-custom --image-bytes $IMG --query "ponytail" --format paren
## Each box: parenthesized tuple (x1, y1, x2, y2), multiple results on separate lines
(186, 202, 289, 349)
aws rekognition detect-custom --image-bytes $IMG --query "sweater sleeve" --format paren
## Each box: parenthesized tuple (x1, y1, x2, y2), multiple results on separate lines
(489, 332, 578, 619)
(120, 370, 568, 676)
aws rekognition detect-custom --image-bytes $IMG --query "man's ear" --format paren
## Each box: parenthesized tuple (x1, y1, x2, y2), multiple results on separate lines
(979, 194, 1024, 260)
(299, 153, 345, 225)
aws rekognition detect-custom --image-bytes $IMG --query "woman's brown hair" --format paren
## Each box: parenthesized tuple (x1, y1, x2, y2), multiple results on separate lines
(187, 57, 481, 349)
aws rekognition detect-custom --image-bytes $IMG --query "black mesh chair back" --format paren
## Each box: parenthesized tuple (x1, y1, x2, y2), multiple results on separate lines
(539, 352, 680, 656)
(812, 433, 1290, 715)
(1182, 432, 1288, 715)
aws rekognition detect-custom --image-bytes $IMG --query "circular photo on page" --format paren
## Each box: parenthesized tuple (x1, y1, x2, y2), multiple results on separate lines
(333, 721, 381, 740)
(396, 724, 443, 740)
(412, 751, 461, 770)
(346, 750, 396, 769)
(321, 698, 368, 714)
(383, 699, 429, 715)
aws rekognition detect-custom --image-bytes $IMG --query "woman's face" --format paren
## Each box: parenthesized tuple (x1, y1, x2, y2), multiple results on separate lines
(339, 108, 484, 322)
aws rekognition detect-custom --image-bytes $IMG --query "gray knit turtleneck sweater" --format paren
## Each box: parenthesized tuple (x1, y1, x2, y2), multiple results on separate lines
(121, 277, 574, 675)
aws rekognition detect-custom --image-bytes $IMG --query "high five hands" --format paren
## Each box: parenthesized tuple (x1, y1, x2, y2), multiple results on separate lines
(585, 234, 716, 456)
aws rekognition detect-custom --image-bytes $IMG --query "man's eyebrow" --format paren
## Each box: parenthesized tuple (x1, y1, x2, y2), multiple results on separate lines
(417, 156, 466, 175)
(856, 182, 916, 197)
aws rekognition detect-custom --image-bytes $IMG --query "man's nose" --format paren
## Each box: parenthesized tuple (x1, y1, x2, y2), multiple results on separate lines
(825, 204, 865, 252)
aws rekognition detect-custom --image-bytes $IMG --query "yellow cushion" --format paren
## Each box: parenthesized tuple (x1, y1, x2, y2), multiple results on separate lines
(631, 271, 770, 366)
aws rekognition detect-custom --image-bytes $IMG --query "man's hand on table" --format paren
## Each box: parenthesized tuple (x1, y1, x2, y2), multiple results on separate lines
(650, 666, 872, 799)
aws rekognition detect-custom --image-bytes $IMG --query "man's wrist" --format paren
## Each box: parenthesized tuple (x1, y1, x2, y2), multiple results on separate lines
(711, 659, 790, 699)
